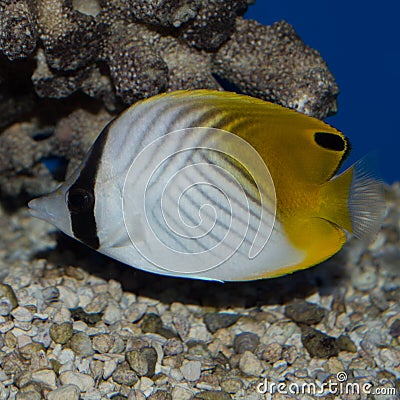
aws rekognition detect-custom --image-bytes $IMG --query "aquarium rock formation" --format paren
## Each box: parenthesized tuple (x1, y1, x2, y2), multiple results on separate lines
(0, 0, 338, 199)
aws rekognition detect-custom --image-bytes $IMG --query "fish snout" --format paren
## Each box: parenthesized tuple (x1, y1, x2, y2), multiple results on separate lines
(28, 190, 66, 224)
(28, 197, 45, 219)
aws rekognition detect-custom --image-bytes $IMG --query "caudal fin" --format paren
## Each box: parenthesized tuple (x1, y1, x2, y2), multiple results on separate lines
(348, 158, 386, 242)
(320, 157, 386, 243)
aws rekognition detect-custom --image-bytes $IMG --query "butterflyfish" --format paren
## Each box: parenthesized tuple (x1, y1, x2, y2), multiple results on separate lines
(28, 90, 386, 281)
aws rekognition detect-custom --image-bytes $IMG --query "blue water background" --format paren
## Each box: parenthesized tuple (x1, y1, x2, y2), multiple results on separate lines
(245, 2, 398, 183)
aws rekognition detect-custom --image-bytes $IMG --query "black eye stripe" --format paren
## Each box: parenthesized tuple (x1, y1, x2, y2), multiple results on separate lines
(67, 120, 113, 249)
(314, 132, 346, 151)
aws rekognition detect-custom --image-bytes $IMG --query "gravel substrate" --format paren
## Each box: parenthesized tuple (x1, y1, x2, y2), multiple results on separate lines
(0, 184, 399, 399)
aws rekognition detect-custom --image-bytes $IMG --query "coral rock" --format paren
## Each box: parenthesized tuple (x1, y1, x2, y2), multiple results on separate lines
(0, 1, 38, 60)
(181, 0, 248, 51)
(130, 0, 201, 28)
(35, 0, 105, 71)
(32, 49, 87, 98)
(104, 24, 168, 105)
(213, 18, 339, 119)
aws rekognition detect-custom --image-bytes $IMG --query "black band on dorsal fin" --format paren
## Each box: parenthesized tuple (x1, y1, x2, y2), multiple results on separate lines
(69, 119, 114, 249)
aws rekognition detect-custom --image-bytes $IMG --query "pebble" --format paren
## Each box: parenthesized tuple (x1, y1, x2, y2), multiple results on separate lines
(148, 390, 172, 400)
(233, 332, 259, 354)
(193, 390, 232, 400)
(102, 302, 122, 325)
(370, 290, 390, 311)
(0, 299, 13, 317)
(164, 337, 184, 356)
(163, 355, 183, 369)
(238, 350, 264, 377)
(284, 300, 326, 325)
(60, 371, 95, 392)
(203, 313, 240, 333)
(137, 376, 154, 395)
(112, 365, 139, 386)
(50, 322, 73, 344)
(70, 308, 102, 326)
(0, 284, 18, 312)
(384, 286, 400, 302)
(19, 342, 45, 359)
(128, 390, 147, 400)
(81, 388, 102, 400)
(171, 385, 194, 400)
(58, 286, 79, 309)
(172, 314, 190, 341)
(50, 306, 71, 325)
(42, 286, 60, 303)
(58, 348, 75, 364)
(300, 326, 339, 358)
(187, 341, 210, 358)
(327, 358, 344, 374)
(187, 323, 212, 342)
(70, 331, 94, 357)
(108, 280, 123, 301)
(92, 334, 115, 353)
(261, 342, 282, 363)
(380, 244, 400, 274)
(11, 307, 33, 323)
(97, 359, 114, 379)
(0, 320, 14, 334)
(110, 333, 125, 354)
(351, 266, 378, 291)
(220, 377, 243, 394)
(337, 335, 357, 353)
(126, 347, 158, 377)
(125, 303, 147, 323)
(15, 371, 33, 389)
(76, 357, 91, 374)
(31, 369, 57, 389)
(84, 294, 109, 314)
(261, 321, 299, 345)
(15, 390, 41, 400)
(31, 350, 51, 371)
(47, 384, 80, 400)
(380, 347, 400, 370)
(140, 313, 175, 339)
(169, 367, 184, 381)
(65, 266, 86, 281)
(235, 316, 266, 338)
(180, 360, 201, 382)
(141, 313, 163, 333)
(17, 334, 32, 349)
(389, 319, 400, 337)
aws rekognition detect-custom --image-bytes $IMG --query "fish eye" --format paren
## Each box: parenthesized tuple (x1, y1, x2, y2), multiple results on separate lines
(67, 188, 93, 213)
(314, 132, 346, 151)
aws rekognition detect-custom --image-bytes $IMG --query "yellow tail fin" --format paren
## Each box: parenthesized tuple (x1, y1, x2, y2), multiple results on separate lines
(320, 157, 386, 242)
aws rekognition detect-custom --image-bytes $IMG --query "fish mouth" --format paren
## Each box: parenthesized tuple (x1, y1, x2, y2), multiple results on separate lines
(28, 190, 73, 238)
(28, 190, 66, 224)
(28, 198, 47, 221)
